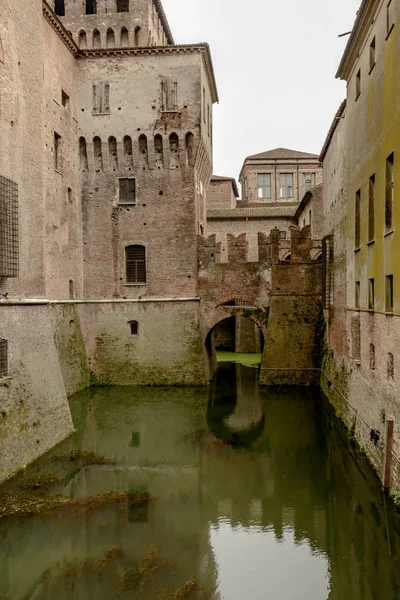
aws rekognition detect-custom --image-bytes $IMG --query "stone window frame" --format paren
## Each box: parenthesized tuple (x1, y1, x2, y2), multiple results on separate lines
(119, 178, 136, 205)
(125, 244, 147, 285)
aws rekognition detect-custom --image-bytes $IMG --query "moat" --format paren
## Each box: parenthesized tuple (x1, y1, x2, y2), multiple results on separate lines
(0, 355, 399, 599)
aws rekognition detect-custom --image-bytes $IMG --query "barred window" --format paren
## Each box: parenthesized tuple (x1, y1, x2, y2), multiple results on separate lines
(0, 175, 19, 277)
(126, 245, 146, 284)
(322, 235, 334, 310)
(119, 179, 136, 204)
(129, 321, 139, 335)
(0, 339, 7, 378)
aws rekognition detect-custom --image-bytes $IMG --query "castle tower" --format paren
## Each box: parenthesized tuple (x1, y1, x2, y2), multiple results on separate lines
(53, 0, 174, 49)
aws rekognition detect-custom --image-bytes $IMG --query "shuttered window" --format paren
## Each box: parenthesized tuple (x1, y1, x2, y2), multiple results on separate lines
(119, 178, 136, 204)
(126, 245, 146, 283)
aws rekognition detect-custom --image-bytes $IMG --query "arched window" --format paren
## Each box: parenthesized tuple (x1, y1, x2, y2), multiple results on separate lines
(138, 134, 148, 168)
(117, 0, 130, 12)
(170, 133, 179, 168)
(154, 134, 163, 168)
(93, 29, 101, 49)
(54, 0, 65, 17)
(123, 135, 133, 169)
(121, 27, 129, 46)
(86, 0, 97, 14)
(126, 246, 146, 284)
(134, 26, 141, 46)
(93, 136, 103, 171)
(129, 321, 139, 335)
(106, 28, 115, 48)
(185, 132, 194, 166)
(108, 136, 118, 170)
(79, 137, 88, 171)
(78, 31, 87, 49)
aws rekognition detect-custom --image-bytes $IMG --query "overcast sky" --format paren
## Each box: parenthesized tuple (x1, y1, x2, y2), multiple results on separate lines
(162, 0, 361, 183)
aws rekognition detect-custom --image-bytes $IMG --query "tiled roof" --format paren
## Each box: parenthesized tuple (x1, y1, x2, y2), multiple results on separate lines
(245, 148, 319, 161)
(210, 175, 239, 197)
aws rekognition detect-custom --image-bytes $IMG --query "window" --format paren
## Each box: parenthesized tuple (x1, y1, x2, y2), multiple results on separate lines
(355, 189, 361, 248)
(69, 279, 74, 300)
(121, 27, 129, 46)
(369, 344, 375, 370)
(119, 179, 136, 204)
(0, 339, 7, 378)
(54, 132, 61, 171)
(61, 90, 70, 110)
(279, 173, 293, 198)
(0, 175, 19, 277)
(368, 278, 375, 310)
(92, 82, 110, 114)
(68, 188, 72, 203)
(302, 172, 316, 195)
(54, 0, 65, 17)
(117, 0, 129, 12)
(387, 0, 395, 36)
(355, 281, 360, 308)
(125, 245, 146, 284)
(385, 152, 394, 231)
(279, 231, 287, 241)
(134, 26, 141, 46)
(322, 235, 334, 310)
(0, 38, 4, 64)
(370, 37, 376, 71)
(161, 78, 178, 111)
(386, 275, 393, 312)
(85, 0, 96, 14)
(368, 174, 375, 241)
(129, 321, 139, 335)
(78, 31, 87, 49)
(257, 174, 271, 199)
(388, 353, 394, 380)
(356, 69, 361, 99)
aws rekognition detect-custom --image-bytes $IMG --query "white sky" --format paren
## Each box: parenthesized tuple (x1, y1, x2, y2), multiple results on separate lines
(162, 0, 361, 182)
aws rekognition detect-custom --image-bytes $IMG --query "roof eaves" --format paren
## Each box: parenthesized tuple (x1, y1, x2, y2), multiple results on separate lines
(42, 0, 80, 57)
(319, 100, 346, 162)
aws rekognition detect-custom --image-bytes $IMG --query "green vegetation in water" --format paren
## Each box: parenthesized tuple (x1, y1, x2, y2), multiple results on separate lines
(0, 490, 154, 521)
(216, 351, 262, 367)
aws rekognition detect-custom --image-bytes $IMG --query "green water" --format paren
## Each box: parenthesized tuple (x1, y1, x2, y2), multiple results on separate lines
(1, 359, 400, 599)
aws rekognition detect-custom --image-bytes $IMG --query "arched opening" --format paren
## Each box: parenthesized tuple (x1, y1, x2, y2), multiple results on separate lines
(106, 28, 115, 48)
(117, 0, 130, 11)
(93, 29, 101, 49)
(108, 136, 118, 170)
(138, 134, 148, 168)
(93, 136, 103, 171)
(54, 0, 65, 17)
(123, 135, 133, 169)
(134, 26, 141, 46)
(154, 134, 163, 169)
(185, 132, 194, 166)
(121, 27, 129, 46)
(169, 132, 179, 168)
(78, 31, 87, 49)
(79, 137, 88, 171)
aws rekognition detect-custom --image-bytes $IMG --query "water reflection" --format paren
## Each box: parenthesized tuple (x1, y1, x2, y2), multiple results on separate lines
(0, 361, 399, 599)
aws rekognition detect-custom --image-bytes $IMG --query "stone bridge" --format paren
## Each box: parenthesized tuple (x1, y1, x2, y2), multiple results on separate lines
(198, 227, 323, 385)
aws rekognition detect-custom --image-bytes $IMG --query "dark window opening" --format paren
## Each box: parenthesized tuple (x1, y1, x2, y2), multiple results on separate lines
(61, 90, 70, 110)
(356, 69, 361, 99)
(368, 174, 375, 241)
(119, 178, 136, 204)
(386, 275, 394, 312)
(385, 152, 394, 231)
(86, 0, 97, 14)
(355, 281, 360, 309)
(355, 189, 361, 248)
(54, 132, 61, 171)
(129, 321, 139, 335)
(126, 245, 146, 283)
(369, 344, 375, 370)
(370, 37, 376, 70)
(0, 38, 4, 64)
(54, 0, 65, 17)
(117, 0, 130, 12)
(322, 235, 334, 310)
(69, 279, 74, 300)
(369, 278, 375, 310)
(0, 339, 7, 377)
(0, 175, 19, 277)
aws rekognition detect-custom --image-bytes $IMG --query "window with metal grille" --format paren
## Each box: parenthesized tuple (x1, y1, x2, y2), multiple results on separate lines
(385, 153, 394, 231)
(119, 179, 136, 204)
(0, 339, 8, 378)
(0, 175, 19, 277)
(129, 321, 138, 335)
(322, 235, 334, 310)
(221, 299, 256, 308)
(126, 245, 146, 283)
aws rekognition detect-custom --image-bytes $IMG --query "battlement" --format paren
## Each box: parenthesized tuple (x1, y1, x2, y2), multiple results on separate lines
(198, 227, 322, 269)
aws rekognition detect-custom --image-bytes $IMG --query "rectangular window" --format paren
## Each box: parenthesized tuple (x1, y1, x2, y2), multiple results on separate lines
(369, 278, 375, 310)
(126, 245, 146, 284)
(257, 174, 272, 199)
(368, 174, 375, 242)
(0, 175, 19, 277)
(355, 281, 360, 308)
(85, 0, 96, 14)
(385, 152, 394, 231)
(119, 178, 136, 204)
(369, 37, 376, 71)
(302, 172, 316, 196)
(117, 0, 129, 12)
(61, 90, 70, 110)
(161, 78, 178, 111)
(0, 339, 7, 378)
(386, 275, 394, 312)
(279, 173, 294, 199)
(54, 132, 61, 171)
(387, 0, 395, 36)
(355, 189, 361, 248)
(356, 69, 361, 99)
(92, 82, 110, 114)
(322, 235, 334, 310)
(54, 0, 65, 17)
(279, 231, 287, 241)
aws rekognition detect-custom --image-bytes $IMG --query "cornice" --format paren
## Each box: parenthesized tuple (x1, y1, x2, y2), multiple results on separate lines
(319, 100, 346, 162)
(336, 0, 380, 80)
(153, 0, 174, 45)
(42, 1, 80, 57)
(80, 43, 219, 104)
